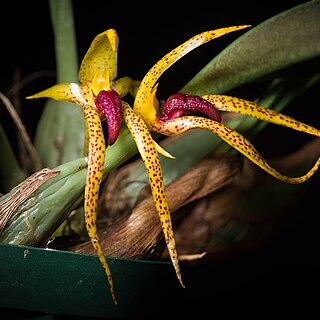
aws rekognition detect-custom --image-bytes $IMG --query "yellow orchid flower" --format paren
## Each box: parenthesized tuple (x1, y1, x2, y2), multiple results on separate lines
(26, 24, 320, 306)
(133, 25, 320, 182)
(129, 25, 320, 287)
(27, 29, 135, 305)
(122, 25, 253, 289)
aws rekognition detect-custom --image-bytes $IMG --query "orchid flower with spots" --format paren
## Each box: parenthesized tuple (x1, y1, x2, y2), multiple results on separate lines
(129, 25, 320, 284)
(27, 29, 135, 304)
(133, 26, 320, 183)
(27, 25, 320, 305)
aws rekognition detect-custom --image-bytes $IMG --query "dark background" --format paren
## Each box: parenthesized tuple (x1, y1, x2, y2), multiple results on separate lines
(0, 0, 319, 316)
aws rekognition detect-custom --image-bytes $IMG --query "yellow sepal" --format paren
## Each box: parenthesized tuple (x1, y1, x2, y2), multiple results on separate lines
(134, 26, 250, 125)
(83, 104, 117, 304)
(203, 94, 320, 137)
(153, 116, 320, 184)
(79, 29, 118, 85)
(122, 101, 183, 288)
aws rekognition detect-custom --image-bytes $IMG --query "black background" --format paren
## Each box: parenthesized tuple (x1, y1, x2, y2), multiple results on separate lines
(0, 0, 319, 317)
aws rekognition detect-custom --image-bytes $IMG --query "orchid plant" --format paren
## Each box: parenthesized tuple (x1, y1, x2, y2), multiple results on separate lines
(27, 24, 320, 305)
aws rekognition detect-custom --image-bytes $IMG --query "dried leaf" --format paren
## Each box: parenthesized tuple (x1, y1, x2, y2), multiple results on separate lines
(69, 152, 243, 258)
(0, 168, 60, 233)
(167, 138, 320, 260)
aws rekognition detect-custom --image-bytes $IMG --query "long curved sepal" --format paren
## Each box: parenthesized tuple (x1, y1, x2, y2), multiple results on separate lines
(134, 25, 250, 125)
(122, 101, 184, 288)
(152, 116, 320, 184)
(83, 104, 117, 304)
(202, 94, 320, 137)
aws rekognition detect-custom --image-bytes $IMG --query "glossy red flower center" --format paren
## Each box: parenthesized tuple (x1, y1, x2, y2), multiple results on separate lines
(94, 89, 122, 146)
(158, 93, 221, 122)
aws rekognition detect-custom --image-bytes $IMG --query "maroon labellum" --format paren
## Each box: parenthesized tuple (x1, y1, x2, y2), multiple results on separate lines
(158, 93, 221, 122)
(94, 89, 123, 146)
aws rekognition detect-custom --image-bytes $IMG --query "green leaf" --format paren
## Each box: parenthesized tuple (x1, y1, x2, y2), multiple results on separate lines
(0, 130, 137, 245)
(34, 99, 84, 168)
(34, 0, 84, 167)
(182, 0, 320, 95)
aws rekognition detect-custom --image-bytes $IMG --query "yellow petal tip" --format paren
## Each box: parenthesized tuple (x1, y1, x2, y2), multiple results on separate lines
(154, 140, 175, 159)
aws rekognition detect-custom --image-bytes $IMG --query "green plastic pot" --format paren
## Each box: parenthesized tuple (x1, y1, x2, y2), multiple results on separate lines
(1, 232, 318, 318)
(0, 243, 188, 318)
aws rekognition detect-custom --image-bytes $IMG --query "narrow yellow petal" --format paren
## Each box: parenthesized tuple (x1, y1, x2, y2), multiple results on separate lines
(83, 126, 89, 157)
(154, 140, 175, 159)
(111, 76, 133, 98)
(26, 83, 90, 107)
(79, 29, 118, 85)
(128, 80, 141, 98)
(83, 104, 117, 304)
(153, 117, 320, 184)
(203, 95, 320, 137)
(134, 25, 250, 124)
(122, 102, 184, 287)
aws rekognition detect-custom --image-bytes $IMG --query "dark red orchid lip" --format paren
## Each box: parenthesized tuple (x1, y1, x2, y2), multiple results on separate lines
(158, 93, 221, 122)
(94, 89, 123, 146)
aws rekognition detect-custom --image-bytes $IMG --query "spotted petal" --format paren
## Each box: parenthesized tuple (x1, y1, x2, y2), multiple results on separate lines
(122, 101, 184, 288)
(202, 94, 320, 137)
(134, 26, 250, 125)
(79, 29, 118, 85)
(83, 104, 117, 304)
(26, 83, 91, 106)
(111, 77, 134, 98)
(153, 117, 320, 183)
